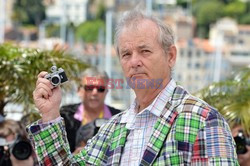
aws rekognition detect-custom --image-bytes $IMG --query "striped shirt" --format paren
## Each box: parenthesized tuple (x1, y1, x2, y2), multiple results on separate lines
(120, 79, 176, 165)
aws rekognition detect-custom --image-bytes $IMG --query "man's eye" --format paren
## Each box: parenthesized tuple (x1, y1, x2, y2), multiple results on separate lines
(142, 50, 150, 53)
(122, 53, 130, 57)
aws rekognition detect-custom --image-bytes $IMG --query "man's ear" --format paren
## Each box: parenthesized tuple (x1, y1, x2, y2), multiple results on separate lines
(167, 45, 177, 68)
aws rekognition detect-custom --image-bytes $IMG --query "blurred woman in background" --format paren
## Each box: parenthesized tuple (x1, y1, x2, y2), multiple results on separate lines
(0, 115, 36, 166)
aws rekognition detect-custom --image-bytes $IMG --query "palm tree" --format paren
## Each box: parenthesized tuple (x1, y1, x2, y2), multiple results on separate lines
(196, 67, 250, 134)
(0, 43, 88, 116)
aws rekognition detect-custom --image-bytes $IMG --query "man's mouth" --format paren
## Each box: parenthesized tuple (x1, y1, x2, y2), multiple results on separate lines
(90, 97, 99, 101)
(131, 73, 146, 78)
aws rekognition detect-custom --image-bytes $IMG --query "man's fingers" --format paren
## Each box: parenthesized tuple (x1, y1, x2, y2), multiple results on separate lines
(33, 88, 48, 99)
(36, 77, 54, 89)
(33, 86, 52, 99)
(37, 71, 48, 78)
(37, 82, 53, 97)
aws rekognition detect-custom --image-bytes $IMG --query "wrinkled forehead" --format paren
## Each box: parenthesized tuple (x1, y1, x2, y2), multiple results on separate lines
(121, 19, 158, 37)
(117, 19, 159, 48)
(82, 76, 106, 86)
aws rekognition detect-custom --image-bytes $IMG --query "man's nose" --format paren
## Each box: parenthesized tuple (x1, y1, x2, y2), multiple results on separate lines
(131, 53, 142, 68)
(91, 88, 98, 95)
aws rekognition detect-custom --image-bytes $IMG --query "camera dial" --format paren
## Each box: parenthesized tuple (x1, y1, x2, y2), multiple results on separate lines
(50, 66, 57, 72)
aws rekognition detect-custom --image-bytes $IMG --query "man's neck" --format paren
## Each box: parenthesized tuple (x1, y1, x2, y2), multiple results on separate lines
(134, 78, 170, 113)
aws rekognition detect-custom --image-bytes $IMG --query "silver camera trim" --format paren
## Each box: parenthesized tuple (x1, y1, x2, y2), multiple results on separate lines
(45, 66, 67, 87)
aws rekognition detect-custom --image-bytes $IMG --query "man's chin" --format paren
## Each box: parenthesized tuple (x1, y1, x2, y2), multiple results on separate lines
(88, 101, 101, 108)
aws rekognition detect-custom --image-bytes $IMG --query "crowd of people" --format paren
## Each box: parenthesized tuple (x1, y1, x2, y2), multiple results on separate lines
(0, 9, 249, 166)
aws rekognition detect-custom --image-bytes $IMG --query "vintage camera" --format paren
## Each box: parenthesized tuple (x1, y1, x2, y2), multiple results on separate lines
(45, 66, 68, 87)
(0, 136, 32, 165)
(234, 130, 250, 154)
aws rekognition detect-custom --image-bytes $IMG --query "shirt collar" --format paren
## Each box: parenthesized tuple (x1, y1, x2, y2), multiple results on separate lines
(121, 79, 177, 123)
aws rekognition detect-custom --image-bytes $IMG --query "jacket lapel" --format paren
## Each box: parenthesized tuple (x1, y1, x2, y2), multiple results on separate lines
(105, 123, 129, 165)
(140, 86, 186, 165)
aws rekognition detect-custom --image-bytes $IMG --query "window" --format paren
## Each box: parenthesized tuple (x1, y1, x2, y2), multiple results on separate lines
(195, 63, 201, 68)
(195, 75, 200, 80)
(180, 49, 184, 57)
(196, 50, 201, 57)
(178, 74, 182, 81)
(188, 50, 192, 58)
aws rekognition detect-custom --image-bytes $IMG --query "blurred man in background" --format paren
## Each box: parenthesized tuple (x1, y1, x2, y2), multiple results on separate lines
(60, 67, 121, 153)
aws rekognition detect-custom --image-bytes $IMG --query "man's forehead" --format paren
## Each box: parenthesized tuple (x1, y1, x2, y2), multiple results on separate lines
(118, 21, 158, 44)
(82, 76, 105, 85)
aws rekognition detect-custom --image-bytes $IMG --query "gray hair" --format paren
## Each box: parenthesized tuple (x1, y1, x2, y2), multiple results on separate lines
(80, 67, 109, 82)
(114, 9, 175, 56)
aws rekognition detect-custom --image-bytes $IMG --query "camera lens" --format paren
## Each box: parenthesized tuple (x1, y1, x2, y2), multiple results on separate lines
(12, 141, 32, 160)
(234, 135, 247, 154)
(51, 75, 61, 86)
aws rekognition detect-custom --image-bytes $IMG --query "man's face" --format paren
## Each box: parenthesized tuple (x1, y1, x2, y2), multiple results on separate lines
(78, 76, 107, 109)
(118, 19, 176, 89)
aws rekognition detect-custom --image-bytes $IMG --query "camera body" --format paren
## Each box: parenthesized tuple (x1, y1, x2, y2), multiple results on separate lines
(45, 66, 68, 87)
(75, 118, 109, 147)
(234, 130, 250, 154)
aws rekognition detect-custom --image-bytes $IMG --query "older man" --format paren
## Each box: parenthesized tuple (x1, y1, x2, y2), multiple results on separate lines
(28, 10, 239, 165)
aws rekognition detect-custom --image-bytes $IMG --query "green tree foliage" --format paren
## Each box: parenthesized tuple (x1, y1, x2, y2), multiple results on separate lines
(196, 67, 250, 134)
(75, 19, 105, 43)
(240, 14, 250, 24)
(191, 0, 250, 38)
(239, 1, 250, 24)
(223, 1, 246, 19)
(46, 24, 60, 38)
(12, 0, 46, 26)
(193, 0, 224, 38)
(177, 0, 188, 8)
(96, 2, 106, 21)
(0, 43, 88, 116)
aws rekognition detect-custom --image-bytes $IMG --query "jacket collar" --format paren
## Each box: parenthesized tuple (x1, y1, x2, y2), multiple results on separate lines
(140, 86, 187, 165)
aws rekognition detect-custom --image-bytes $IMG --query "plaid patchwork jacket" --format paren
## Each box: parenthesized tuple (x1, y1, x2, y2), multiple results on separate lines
(27, 86, 239, 166)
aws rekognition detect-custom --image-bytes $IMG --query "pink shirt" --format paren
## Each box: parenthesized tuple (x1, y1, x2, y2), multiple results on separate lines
(73, 103, 112, 121)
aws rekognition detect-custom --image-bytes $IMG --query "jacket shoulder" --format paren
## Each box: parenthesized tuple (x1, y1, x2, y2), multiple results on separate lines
(174, 86, 214, 119)
(60, 103, 81, 114)
(107, 105, 122, 116)
(174, 86, 230, 133)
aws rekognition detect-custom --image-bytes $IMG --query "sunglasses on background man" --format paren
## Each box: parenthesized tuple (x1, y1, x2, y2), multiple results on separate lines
(81, 85, 106, 93)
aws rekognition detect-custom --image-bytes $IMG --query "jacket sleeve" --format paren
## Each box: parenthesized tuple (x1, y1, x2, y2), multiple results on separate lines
(191, 109, 239, 165)
(26, 115, 118, 166)
(26, 118, 86, 166)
